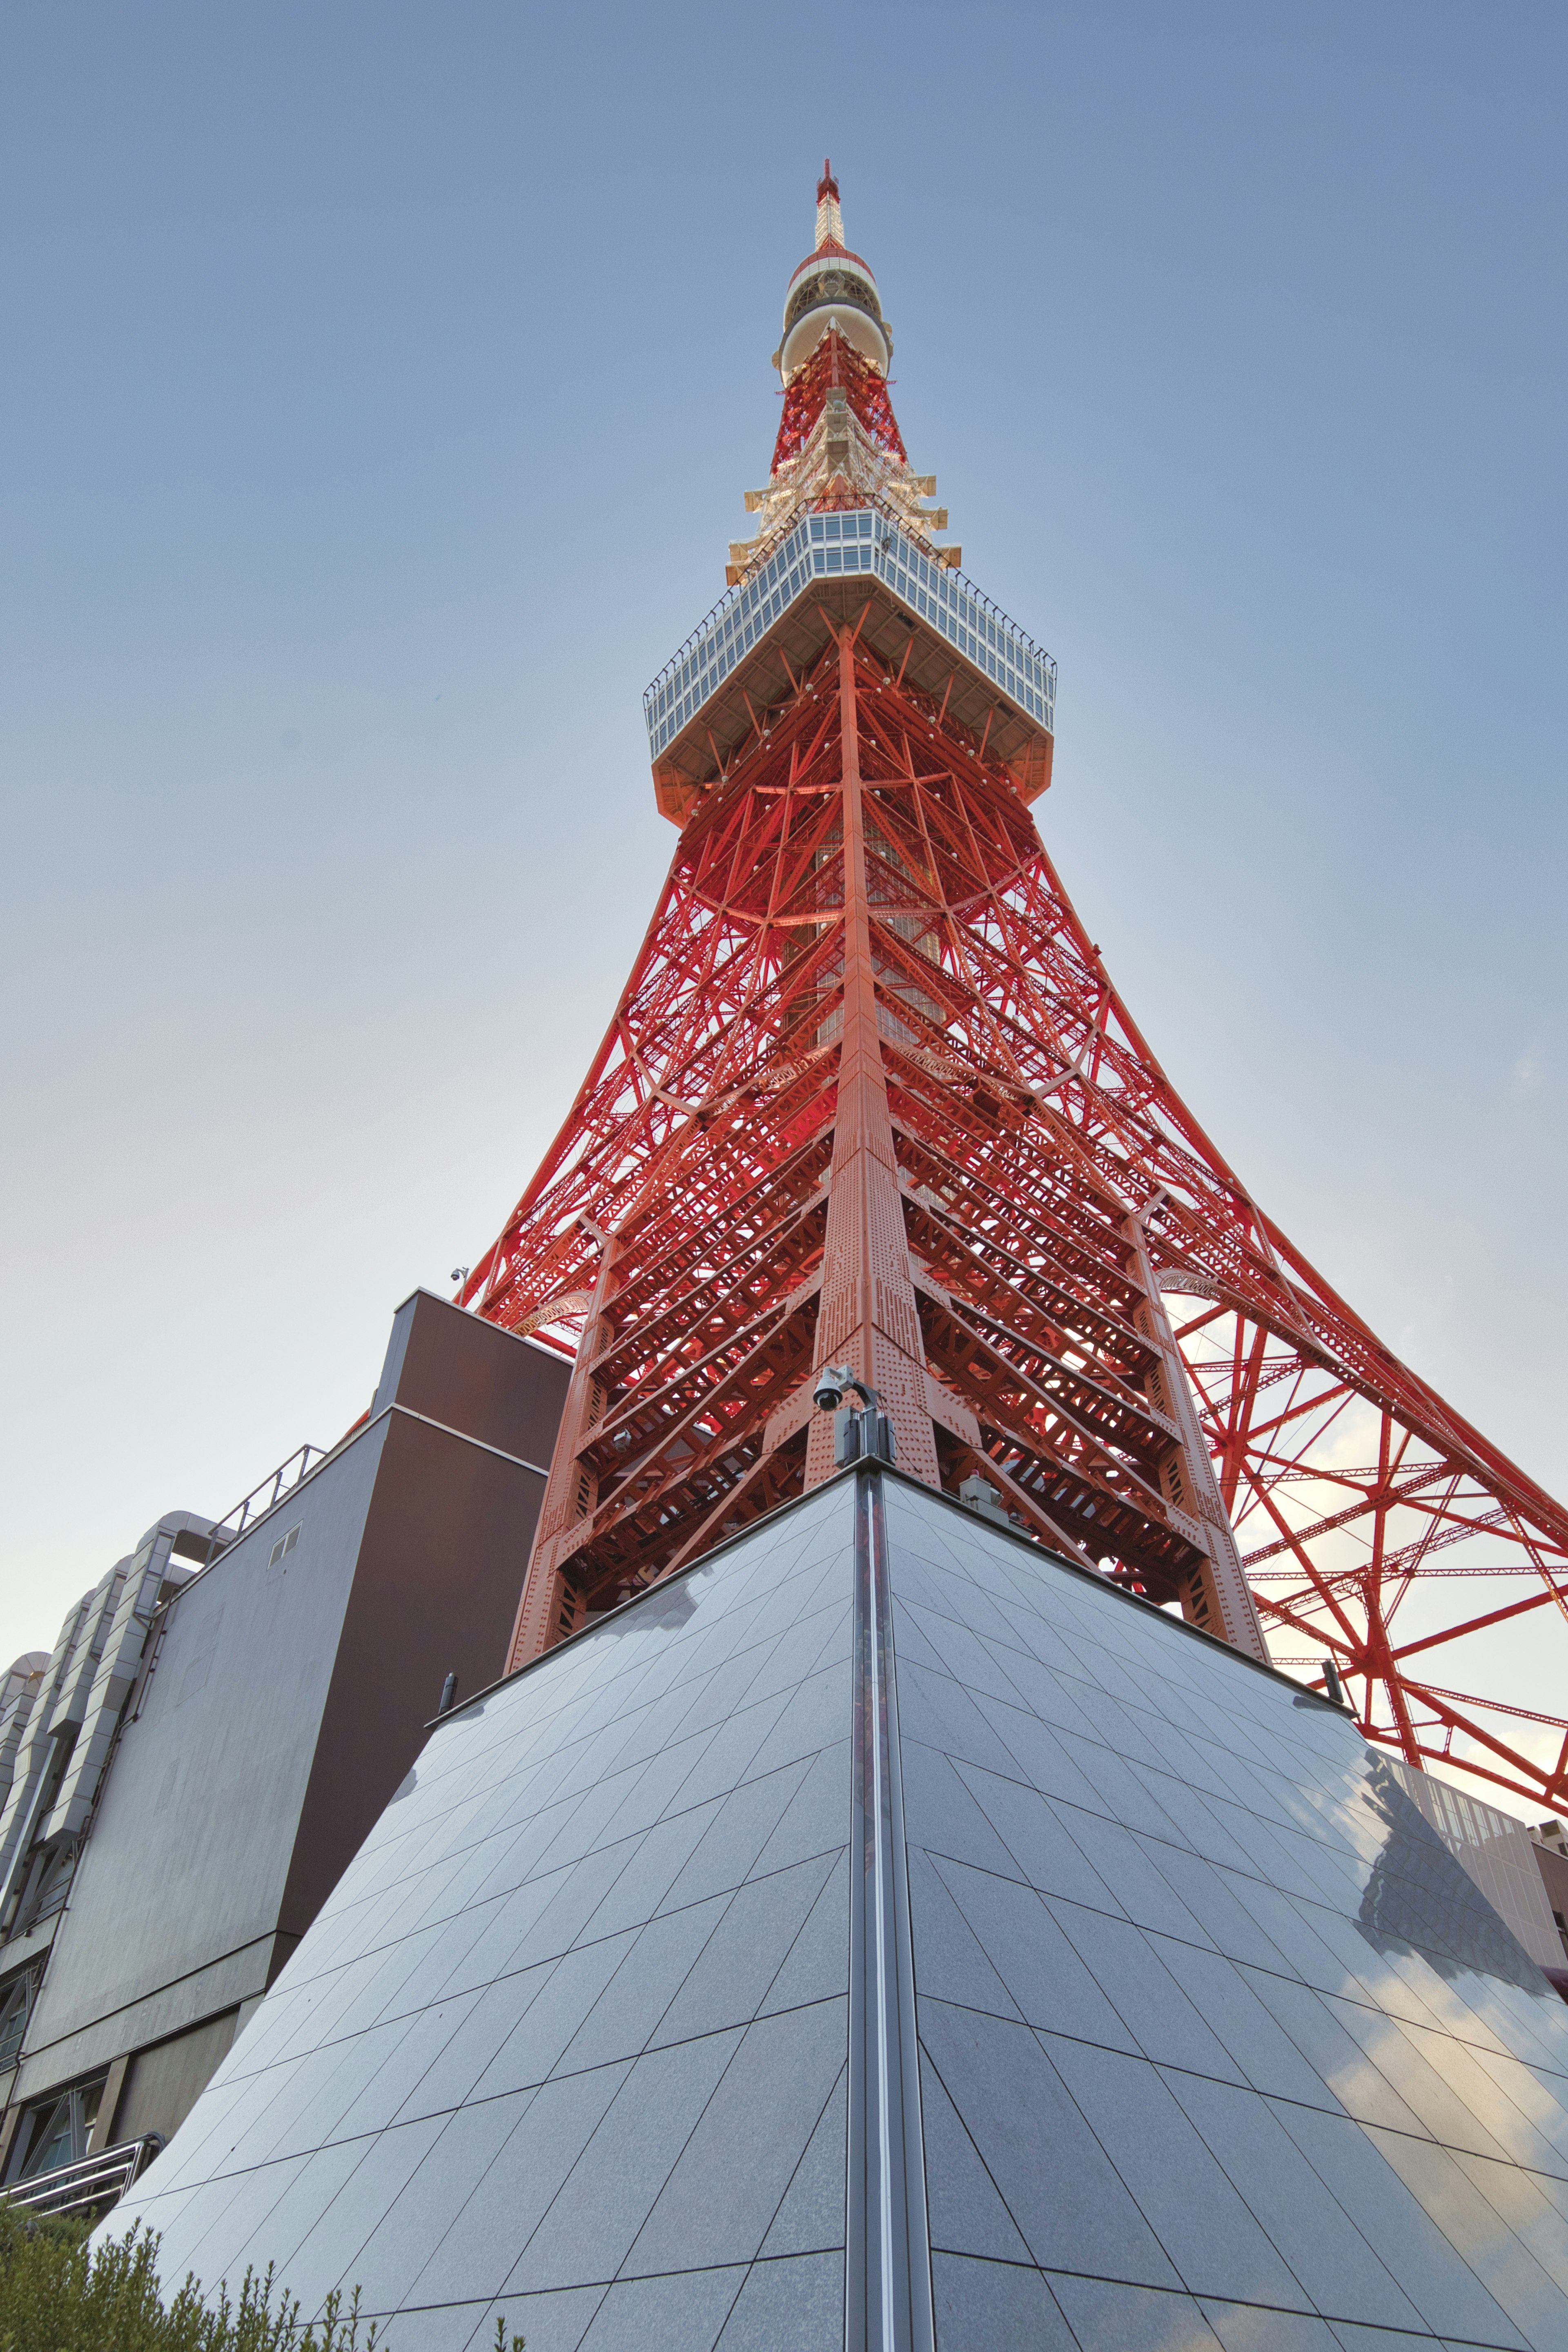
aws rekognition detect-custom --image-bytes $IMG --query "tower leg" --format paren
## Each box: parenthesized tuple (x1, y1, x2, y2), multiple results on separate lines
(806, 631, 940, 1491)
(1125, 1217, 1269, 1663)
(508, 1241, 618, 1669)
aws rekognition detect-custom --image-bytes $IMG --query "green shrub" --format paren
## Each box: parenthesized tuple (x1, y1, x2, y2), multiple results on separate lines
(0, 2205, 522, 2350)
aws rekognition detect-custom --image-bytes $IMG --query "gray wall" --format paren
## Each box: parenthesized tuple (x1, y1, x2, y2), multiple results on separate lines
(16, 1421, 390, 2096)
(115, 2011, 241, 2147)
(4, 1290, 569, 2134)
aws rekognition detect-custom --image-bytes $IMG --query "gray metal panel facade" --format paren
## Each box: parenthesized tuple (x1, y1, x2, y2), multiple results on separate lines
(100, 1473, 1568, 2349)
(1380, 1757, 1565, 1976)
(17, 1421, 390, 2096)
(5, 1288, 570, 2143)
(106, 1479, 853, 2349)
(883, 1476, 1568, 2351)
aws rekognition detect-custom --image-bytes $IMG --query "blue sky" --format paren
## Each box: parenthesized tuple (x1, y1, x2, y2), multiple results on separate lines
(2, 3, 1564, 1782)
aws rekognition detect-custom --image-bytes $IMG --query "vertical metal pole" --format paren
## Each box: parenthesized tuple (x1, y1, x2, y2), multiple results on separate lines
(847, 1467, 933, 2352)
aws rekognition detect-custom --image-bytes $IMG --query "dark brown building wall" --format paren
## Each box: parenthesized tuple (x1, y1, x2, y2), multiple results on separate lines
(278, 1410, 549, 1947)
(6, 1287, 570, 2127)
(377, 1290, 570, 1468)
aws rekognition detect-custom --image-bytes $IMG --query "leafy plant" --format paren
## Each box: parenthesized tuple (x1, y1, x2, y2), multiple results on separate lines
(0, 2204, 525, 2350)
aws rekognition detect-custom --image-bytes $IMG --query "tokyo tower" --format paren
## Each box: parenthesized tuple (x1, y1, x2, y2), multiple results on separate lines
(461, 164, 1568, 1820)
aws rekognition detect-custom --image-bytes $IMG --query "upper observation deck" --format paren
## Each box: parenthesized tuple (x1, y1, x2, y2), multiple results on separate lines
(644, 501, 1057, 824)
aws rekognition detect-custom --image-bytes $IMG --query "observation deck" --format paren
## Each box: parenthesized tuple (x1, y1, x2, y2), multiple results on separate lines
(644, 502, 1057, 824)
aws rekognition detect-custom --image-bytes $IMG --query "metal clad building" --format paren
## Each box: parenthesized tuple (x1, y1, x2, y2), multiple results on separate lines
(0, 1289, 568, 2187)
(100, 1468, 1568, 2349)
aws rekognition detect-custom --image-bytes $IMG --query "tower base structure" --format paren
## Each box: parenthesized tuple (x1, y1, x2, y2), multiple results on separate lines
(102, 1474, 1568, 2350)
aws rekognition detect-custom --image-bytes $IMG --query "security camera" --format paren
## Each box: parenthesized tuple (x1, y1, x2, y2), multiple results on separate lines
(814, 1363, 874, 1413)
(813, 1363, 897, 1467)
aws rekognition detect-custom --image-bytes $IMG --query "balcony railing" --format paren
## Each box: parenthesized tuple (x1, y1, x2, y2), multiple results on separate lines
(0, 2133, 163, 2221)
(644, 496, 1056, 760)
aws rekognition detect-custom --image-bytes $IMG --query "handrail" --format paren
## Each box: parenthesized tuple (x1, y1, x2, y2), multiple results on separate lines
(643, 489, 1057, 757)
(0, 2133, 163, 2219)
(200, 1443, 324, 1567)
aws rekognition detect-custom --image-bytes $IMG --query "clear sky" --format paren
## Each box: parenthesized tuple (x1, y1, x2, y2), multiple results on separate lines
(2, 5, 1564, 1806)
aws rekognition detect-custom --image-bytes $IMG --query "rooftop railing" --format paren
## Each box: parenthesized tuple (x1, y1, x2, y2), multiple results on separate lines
(200, 1441, 325, 1568)
(644, 497, 1056, 761)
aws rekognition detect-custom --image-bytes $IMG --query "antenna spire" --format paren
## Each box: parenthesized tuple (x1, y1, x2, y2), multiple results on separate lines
(815, 157, 844, 251)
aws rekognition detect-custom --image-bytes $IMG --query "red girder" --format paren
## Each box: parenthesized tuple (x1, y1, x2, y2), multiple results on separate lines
(465, 585, 1568, 1816)
(771, 327, 908, 474)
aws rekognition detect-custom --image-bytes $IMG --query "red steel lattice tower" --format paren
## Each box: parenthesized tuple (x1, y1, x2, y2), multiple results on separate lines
(463, 167, 1568, 1817)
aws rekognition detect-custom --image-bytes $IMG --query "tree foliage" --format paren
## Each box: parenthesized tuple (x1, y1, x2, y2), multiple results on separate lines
(0, 2207, 521, 2351)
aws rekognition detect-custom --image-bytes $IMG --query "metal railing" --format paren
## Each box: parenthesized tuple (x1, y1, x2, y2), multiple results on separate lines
(200, 1443, 324, 1567)
(643, 491, 1057, 758)
(0, 2133, 163, 2220)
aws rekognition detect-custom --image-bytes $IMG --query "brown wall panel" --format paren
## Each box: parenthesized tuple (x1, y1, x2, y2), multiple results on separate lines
(277, 1416, 546, 1942)
(392, 1292, 570, 1466)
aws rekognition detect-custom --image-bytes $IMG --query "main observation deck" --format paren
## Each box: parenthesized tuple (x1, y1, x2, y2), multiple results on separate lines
(644, 502, 1057, 824)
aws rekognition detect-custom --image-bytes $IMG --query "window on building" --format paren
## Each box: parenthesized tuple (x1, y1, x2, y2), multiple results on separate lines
(7, 2072, 107, 2183)
(0, 1967, 38, 2067)
(20, 1841, 77, 1931)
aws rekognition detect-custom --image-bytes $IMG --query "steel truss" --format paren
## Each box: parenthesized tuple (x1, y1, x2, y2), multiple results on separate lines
(466, 609, 1568, 1815)
(772, 327, 908, 473)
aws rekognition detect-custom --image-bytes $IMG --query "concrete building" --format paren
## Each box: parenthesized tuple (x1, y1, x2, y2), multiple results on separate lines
(0, 1289, 566, 2193)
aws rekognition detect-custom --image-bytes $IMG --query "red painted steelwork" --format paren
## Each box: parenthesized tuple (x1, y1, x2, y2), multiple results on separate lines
(772, 328, 908, 474)
(467, 588, 1568, 1812)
